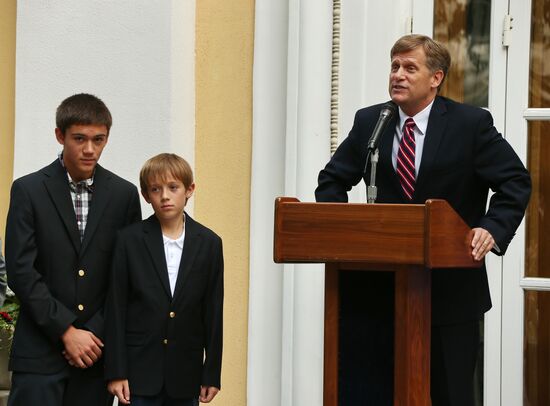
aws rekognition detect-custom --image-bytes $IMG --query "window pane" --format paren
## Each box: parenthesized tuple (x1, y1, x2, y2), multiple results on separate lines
(525, 121, 550, 278)
(524, 290, 550, 405)
(529, 0, 550, 107)
(434, 0, 491, 107)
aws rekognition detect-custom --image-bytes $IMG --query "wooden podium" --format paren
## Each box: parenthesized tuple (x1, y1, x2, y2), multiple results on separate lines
(273, 197, 480, 406)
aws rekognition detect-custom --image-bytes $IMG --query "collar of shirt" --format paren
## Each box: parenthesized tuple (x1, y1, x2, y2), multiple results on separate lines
(397, 99, 435, 135)
(162, 216, 186, 249)
(58, 152, 95, 191)
(163, 231, 185, 249)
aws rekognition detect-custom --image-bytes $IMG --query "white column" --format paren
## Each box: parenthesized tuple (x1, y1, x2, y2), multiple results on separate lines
(280, 1, 333, 404)
(249, 0, 333, 404)
(249, 1, 417, 405)
(247, 1, 289, 405)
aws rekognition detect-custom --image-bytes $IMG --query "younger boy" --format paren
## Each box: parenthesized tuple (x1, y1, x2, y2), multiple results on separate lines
(105, 153, 223, 405)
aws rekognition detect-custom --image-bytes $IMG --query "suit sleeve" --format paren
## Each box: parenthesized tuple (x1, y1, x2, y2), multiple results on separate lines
(127, 187, 142, 224)
(84, 185, 141, 338)
(201, 235, 224, 388)
(5, 180, 77, 342)
(104, 232, 129, 380)
(315, 111, 367, 202)
(474, 110, 531, 254)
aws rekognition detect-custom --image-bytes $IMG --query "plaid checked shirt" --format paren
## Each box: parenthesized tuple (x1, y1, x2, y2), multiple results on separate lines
(59, 154, 94, 240)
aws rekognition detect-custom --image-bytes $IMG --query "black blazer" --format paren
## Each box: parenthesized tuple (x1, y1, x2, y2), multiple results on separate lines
(5, 159, 141, 373)
(104, 214, 224, 399)
(316, 96, 531, 324)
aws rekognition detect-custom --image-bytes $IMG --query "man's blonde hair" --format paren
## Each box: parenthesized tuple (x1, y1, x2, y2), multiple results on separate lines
(391, 34, 451, 89)
(140, 153, 194, 192)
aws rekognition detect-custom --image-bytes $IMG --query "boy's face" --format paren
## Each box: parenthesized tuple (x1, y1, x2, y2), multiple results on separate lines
(55, 124, 109, 182)
(142, 174, 195, 224)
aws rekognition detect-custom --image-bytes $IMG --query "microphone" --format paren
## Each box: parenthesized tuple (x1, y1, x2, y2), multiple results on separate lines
(366, 101, 397, 152)
(363, 101, 397, 175)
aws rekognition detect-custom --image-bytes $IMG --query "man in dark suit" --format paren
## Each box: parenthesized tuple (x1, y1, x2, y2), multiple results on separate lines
(316, 35, 531, 406)
(5, 93, 142, 405)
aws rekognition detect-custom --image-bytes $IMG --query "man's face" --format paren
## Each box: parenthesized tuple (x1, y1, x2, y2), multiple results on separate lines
(142, 174, 195, 225)
(55, 124, 109, 182)
(388, 47, 443, 116)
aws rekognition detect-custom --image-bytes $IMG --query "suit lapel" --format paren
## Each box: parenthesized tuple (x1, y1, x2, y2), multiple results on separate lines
(415, 96, 449, 195)
(80, 165, 110, 256)
(172, 214, 201, 303)
(43, 161, 81, 253)
(143, 216, 172, 298)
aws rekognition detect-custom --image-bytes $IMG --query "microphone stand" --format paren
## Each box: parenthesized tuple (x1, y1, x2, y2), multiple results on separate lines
(365, 148, 379, 204)
(362, 100, 397, 204)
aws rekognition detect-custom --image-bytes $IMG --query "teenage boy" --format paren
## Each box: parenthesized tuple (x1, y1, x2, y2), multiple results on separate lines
(105, 153, 223, 406)
(5, 93, 142, 405)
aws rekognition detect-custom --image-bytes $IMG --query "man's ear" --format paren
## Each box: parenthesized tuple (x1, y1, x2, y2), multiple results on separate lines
(432, 70, 444, 89)
(55, 128, 65, 145)
(141, 189, 151, 203)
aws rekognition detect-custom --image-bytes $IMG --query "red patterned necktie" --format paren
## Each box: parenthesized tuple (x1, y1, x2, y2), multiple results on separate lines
(397, 118, 416, 200)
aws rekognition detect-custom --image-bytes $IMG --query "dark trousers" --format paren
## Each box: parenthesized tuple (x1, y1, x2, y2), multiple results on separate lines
(8, 368, 112, 406)
(431, 320, 481, 406)
(131, 393, 198, 406)
(338, 272, 481, 405)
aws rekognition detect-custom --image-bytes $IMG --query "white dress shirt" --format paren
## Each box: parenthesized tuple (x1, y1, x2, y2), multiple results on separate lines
(163, 227, 185, 296)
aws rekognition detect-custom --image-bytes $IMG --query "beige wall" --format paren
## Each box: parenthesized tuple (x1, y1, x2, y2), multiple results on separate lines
(0, 0, 16, 243)
(195, 1, 254, 405)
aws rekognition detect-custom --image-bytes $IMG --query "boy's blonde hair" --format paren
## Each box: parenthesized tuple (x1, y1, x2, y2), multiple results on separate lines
(140, 153, 194, 192)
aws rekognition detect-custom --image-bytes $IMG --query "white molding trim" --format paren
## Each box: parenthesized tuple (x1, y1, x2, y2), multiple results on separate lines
(523, 108, 550, 120)
(330, 0, 341, 154)
(520, 277, 550, 291)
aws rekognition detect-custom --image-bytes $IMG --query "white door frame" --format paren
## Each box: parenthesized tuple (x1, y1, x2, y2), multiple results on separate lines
(502, 0, 550, 405)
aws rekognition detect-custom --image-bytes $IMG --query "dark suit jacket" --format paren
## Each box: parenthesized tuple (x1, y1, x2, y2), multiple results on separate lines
(316, 96, 531, 325)
(104, 214, 224, 399)
(5, 159, 141, 373)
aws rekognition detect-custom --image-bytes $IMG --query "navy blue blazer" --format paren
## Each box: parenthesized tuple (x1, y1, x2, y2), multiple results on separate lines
(104, 214, 224, 399)
(316, 96, 531, 324)
(5, 160, 141, 373)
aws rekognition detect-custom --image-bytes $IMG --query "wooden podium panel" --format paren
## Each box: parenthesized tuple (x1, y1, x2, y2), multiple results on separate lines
(274, 199, 425, 265)
(274, 197, 477, 268)
(273, 197, 480, 406)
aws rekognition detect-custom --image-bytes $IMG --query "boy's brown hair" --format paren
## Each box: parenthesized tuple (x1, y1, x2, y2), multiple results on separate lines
(56, 93, 112, 134)
(140, 153, 194, 193)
